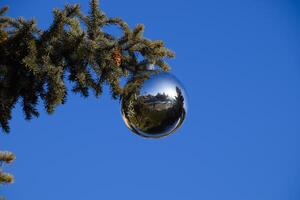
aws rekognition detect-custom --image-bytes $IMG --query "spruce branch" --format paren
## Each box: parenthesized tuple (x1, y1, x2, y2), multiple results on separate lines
(0, 0, 175, 133)
(0, 151, 15, 164)
(0, 172, 14, 184)
(0, 151, 15, 187)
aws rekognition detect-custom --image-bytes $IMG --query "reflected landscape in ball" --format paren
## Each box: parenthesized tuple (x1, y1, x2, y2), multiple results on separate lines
(121, 72, 187, 138)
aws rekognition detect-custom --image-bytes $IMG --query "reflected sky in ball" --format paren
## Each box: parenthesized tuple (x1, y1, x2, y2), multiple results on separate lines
(140, 72, 188, 110)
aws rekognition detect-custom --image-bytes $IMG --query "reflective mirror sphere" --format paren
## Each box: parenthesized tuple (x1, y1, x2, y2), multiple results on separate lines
(121, 71, 188, 138)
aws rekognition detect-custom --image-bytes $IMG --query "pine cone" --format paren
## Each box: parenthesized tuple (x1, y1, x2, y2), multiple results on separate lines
(113, 48, 122, 67)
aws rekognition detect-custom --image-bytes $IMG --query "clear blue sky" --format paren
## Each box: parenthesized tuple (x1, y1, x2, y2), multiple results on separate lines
(1, 0, 300, 199)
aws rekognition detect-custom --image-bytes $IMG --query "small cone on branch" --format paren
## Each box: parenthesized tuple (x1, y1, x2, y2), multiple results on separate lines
(113, 48, 122, 67)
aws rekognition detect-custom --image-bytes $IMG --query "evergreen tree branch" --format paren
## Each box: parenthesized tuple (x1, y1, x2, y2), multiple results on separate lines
(0, 0, 175, 133)
(0, 151, 15, 186)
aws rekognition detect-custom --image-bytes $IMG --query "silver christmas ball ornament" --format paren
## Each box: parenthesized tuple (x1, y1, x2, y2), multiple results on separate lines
(121, 71, 187, 138)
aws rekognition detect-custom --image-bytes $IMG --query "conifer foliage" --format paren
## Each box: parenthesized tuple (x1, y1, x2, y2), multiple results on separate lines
(0, 151, 15, 200)
(0, 0, 174, 133)
(0, 1, 174, 199)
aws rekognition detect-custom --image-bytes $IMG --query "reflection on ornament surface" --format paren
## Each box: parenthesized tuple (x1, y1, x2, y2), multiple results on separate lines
(121, 71, 187, 138)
